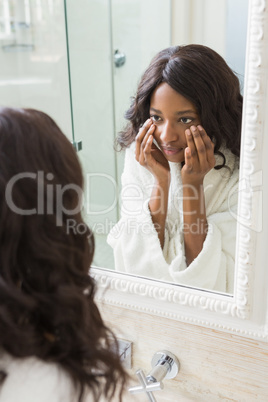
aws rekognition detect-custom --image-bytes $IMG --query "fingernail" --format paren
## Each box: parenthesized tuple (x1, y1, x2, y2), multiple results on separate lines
(186, 129, 191, 135)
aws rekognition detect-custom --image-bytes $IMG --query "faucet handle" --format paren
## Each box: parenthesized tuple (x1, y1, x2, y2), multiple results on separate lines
(129, 369, 163, 401)
(128, 350, 180, 401)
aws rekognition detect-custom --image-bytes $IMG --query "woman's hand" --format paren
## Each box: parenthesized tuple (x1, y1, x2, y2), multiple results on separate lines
(181, 125, 215, 185)
(181, 125, 214, 265)
(135, 118, 170, 183)
(135, 119, 170, 248)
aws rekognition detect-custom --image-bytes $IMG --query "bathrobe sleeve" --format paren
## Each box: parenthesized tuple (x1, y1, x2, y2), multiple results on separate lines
(107, 143, 239, 293)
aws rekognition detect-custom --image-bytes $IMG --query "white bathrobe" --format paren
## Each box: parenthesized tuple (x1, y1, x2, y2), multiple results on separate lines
(107, 143, 240, 294)
(0, 352, 117, 402)
(0, 353, 79, 402)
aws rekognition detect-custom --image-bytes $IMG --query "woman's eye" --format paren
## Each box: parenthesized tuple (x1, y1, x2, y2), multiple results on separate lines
(150, 115, 161, 122)
(180, 117, 193, 124)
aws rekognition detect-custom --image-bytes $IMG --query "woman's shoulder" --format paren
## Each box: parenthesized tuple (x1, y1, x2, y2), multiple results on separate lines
(0, 352, 78, 402)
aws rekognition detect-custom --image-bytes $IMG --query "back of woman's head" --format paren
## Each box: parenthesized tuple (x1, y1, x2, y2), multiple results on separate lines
(0, 107, 127, 401)
(118, 44, 242, 163)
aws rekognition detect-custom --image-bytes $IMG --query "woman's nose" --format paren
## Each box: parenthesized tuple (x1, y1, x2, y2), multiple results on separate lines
(159, 122, 178, 143)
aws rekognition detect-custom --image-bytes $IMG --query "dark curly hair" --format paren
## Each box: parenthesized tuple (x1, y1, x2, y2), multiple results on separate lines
(0, 107, 127, 401)
(117, 44, 242, 168)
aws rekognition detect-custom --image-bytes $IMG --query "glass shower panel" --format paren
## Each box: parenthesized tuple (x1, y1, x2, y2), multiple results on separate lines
(65, 0, 172, 270)
(64, 0, 117, 269)
(0, 0, 72, 140)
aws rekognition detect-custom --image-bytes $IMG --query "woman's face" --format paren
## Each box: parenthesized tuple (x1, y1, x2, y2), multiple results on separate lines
(149, 82, 201, 163)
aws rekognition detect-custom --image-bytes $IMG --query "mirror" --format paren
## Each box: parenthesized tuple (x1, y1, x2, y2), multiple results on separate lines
(0, 0, 267, 340)
(92, 0, 268, 341)
(64, 0, 249, 294)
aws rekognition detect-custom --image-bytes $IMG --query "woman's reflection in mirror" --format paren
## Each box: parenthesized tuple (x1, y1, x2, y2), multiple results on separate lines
(108, 44, 242, 293)
(0, 107, 127, 401)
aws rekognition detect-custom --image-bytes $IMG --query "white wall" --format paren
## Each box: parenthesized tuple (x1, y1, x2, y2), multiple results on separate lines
(171, 0, 249, 87)
(226, 0, 249, 90)
(172, 0, 226, 55)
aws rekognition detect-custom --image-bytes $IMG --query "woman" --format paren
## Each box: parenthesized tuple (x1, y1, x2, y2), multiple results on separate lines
(0, 107, 127, 401)
(108, 44, 242, 293)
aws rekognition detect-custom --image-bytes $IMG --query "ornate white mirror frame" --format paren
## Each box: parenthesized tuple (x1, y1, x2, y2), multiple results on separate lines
(92, 0, 268, 342)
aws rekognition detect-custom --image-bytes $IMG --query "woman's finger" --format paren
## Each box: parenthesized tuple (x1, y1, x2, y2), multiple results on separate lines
(135, 119, 152, 160)
(144, 134, 154, 159)
(184, 146, 192, 171)
(197, 125, 215, 168)
(190, 125, 208, 167)
(185, 128, 198, 170)
(141, 124, 155, 149)
(136, 119, 152, 143)
(137, 125, 155, 165)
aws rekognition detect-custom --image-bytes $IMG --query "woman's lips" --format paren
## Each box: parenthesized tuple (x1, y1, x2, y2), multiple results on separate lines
(161, 147, 183, 156)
